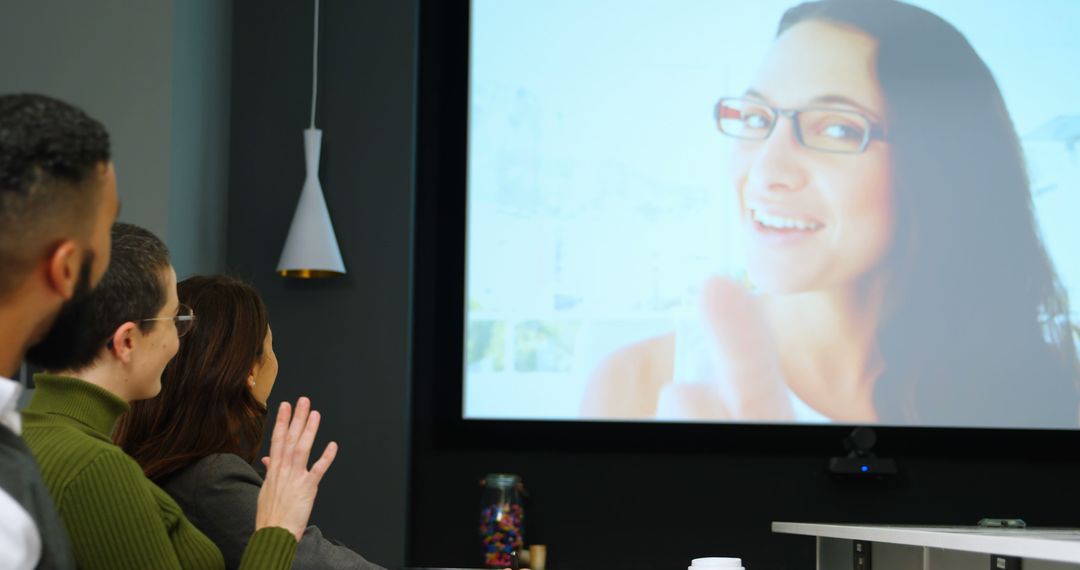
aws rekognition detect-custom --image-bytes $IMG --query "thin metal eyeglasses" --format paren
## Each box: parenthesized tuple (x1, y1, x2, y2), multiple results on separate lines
(714, 96, 887, 154)
(140, 303, 196, 338)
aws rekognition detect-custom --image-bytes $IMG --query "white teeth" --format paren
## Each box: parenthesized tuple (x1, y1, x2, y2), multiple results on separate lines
(751, 209, 822, 231)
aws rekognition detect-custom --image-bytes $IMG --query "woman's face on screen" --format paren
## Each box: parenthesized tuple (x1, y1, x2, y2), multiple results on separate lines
(729, 20, 894, 294)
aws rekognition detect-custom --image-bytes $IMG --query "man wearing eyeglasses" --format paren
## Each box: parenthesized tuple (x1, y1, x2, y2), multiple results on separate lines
(0, 94, 120, 570)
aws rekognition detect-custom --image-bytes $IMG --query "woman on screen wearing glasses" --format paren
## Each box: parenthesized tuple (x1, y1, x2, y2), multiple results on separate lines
(581, 0, 1080, 427)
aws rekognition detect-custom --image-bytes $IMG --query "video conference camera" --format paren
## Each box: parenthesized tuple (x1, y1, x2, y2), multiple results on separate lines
(828, 426, 898, 477)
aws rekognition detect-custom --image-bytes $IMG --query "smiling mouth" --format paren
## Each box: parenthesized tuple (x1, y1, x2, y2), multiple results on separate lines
(750, 208, 825, 232)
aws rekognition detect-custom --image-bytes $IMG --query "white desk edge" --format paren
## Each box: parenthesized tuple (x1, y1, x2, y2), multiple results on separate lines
(772, 521, 1080, 562)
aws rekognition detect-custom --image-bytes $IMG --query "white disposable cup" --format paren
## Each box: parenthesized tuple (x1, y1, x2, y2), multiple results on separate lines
(690, 557, 742, 567)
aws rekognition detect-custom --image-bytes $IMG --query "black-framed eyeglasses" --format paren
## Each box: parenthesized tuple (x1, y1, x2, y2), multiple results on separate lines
(714, 97, 887, 154)
(141, 303, 196, 338)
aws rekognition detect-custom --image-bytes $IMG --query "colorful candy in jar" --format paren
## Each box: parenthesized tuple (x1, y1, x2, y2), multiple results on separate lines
(479, 502, 524, 567)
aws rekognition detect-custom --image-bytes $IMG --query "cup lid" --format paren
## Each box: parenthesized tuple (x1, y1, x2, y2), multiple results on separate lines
(690, 557, 742, 566)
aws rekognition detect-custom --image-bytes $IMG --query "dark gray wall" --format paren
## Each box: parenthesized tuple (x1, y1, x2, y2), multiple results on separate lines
(169, 0, 233, 277)
(0, 0, 173, 241)
(0, 0, 231, 278)
(227, 1, 416, 567)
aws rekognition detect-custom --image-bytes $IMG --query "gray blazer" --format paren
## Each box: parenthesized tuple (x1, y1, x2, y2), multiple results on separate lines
(160, 453, 384, 570)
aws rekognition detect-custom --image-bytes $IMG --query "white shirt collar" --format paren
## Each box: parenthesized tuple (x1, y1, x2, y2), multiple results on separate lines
(0, 376, 23, 435)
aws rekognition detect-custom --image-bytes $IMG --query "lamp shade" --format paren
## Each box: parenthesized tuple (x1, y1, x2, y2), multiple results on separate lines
(277, 128, 346, 278)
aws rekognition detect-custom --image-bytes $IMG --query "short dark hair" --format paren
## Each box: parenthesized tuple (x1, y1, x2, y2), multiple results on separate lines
(0, 93, 111, 297)
(57, 222, 172, 372)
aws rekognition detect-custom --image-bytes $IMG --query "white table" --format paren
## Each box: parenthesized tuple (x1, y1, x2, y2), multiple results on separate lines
(772, 522, 1080, 569)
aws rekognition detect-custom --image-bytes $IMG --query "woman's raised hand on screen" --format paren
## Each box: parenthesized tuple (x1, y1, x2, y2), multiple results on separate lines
(255, 397, 339, 541)
(655, 276, 794, 421)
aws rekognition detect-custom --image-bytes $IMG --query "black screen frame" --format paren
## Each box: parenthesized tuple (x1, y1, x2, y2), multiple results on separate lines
(410, 0, 1080, 462)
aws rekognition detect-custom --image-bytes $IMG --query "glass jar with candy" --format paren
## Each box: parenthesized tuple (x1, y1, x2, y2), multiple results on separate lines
(478, 473, 526, 568)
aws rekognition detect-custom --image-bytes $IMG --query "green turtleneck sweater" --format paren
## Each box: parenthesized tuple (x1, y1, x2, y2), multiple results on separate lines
(21, 375, 297, 570)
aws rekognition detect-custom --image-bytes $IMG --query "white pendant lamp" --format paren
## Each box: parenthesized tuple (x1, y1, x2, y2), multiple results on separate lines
(277, 0, 346, 278)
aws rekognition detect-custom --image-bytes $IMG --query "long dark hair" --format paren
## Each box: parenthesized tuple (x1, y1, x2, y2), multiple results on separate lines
(776, 0, 1079, 426)
(114, 275, 270, 480)
(777, 0, 1080, 427)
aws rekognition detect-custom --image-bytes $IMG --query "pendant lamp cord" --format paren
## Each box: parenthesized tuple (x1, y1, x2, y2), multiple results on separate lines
(310, 0, 319, 128)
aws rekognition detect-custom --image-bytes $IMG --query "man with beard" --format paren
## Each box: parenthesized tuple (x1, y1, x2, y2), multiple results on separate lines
(0, 94, 119, 569)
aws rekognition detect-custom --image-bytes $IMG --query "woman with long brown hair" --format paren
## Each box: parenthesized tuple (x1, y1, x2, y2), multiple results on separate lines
(581, 0, 1079, 427)
(114, 275, 383, 570)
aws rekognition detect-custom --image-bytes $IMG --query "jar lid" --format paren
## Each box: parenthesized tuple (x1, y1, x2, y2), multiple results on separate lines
(483, 473, 520, 487)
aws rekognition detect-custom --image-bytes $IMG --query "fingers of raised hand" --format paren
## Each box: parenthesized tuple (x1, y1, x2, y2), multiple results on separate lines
(286, 397, 312, 447)
(269, 398, 336, 480)
(309, 441, 338, 482)
(700, 276, 769, 365)
(698, 276, 792, 420)
(268, 401, 292, 465)
(291, 409, 321, 467)
(655, 383, 730, 420)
